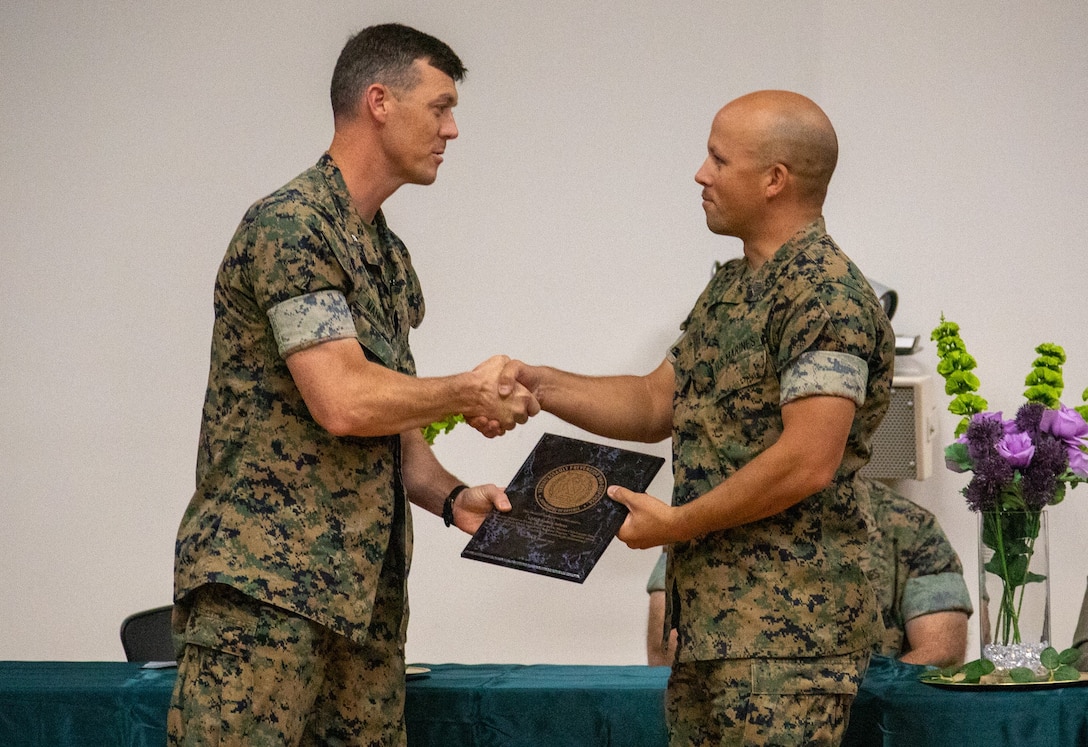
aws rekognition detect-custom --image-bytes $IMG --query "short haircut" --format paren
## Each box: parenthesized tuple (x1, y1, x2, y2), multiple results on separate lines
(330, 23, 466, 120)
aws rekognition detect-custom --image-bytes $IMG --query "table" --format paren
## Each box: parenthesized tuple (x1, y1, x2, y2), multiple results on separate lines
(405, 663, 666, 745)
(842, 655, 1088, 746)
(3, 656, 1088, 746)
(0, 661, 665, 747)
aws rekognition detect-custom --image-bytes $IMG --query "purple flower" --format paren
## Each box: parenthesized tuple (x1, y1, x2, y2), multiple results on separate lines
(1021, 434, 1068, 507)
(1039, 405, 1088, 478)
(1040, 404, 1088, 444)
(997, 431, 1035, 468)
(965, 414, 1005, 462)
(976, 411, 1016, 433)
(1015, 403, 1045, 435)
(964, 452, 1015, 511)
(1069, 448, 1088, 478)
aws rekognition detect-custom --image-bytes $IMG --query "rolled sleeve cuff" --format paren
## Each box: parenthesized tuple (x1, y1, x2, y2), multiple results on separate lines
(901, 572, 975, 621)
(267, 290, 357, 358)
(780, 350, 868, 406)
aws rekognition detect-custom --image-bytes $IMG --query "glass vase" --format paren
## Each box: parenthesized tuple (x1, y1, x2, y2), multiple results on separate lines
(978, 509, 1050, 671)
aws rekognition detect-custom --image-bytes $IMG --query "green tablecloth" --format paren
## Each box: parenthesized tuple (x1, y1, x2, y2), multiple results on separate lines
(3, 656, 1087, 746)
(0, 661, 175, 746)
(843, 654, 1088, 746)
(0, 661, 665, 747)
(405, 663, 667, 746)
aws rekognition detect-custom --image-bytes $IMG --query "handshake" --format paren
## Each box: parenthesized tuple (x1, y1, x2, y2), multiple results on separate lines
(457, 355, 541, 438)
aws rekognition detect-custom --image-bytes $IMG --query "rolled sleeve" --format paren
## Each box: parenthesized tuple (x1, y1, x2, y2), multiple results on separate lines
(901, 572, 974, 621)
(780, 349, 868, 406)
(267, 289, 357, 357)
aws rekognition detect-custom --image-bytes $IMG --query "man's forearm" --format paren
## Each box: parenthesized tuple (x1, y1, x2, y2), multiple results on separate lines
(670, 394, 855, 541)
(399, 429, 462, 516)
(532, 360, 673, 443)
(288, 340, 535, 438)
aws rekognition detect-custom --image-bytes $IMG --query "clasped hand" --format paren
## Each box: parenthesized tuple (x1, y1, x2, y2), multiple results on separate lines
(466, 355, 541, 438)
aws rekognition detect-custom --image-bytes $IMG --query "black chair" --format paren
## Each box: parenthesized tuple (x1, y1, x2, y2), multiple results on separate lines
(119, 605, 176, 662)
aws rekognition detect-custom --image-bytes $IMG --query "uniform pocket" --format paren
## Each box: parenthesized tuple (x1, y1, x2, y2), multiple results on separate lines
(714, 343, 767, 395)
(750, 654, 863, 695)
(178, 585, 260, 660)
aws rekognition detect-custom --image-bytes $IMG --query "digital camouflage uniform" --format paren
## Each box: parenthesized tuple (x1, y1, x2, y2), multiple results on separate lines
(665, 219, 894, 746)
(861, 478, 972, 658)
(647, 478, 973, 661)
(170, 153, 422, 745)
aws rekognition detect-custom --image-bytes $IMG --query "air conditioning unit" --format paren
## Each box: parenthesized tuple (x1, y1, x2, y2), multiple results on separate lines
(860, 374, 936, 481)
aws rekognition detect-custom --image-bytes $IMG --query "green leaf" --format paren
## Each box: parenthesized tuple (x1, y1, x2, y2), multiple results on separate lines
(1008, 667, 1037, 683)
(944, 442, 973, 471)
(1057, 647, 1082, 666)
(921, 658, 999, 685)
(919, 664, 962, 683)
(1052, 664, 1081, 682)
(961, 658, 995, 683)
(421, 414, 465, 444)
(1049, 484, 1067, 507)
(1040, 647, 1060, 669)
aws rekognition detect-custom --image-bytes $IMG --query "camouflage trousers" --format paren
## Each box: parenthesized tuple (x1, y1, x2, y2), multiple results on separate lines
(167, 583, 406, 747)
(665, 651, 870, 747)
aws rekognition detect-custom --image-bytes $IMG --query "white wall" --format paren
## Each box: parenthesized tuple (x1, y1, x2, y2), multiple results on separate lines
(2, 1, 1086, 664)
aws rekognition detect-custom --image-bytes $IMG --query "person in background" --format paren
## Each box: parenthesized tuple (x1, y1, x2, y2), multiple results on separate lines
(169, 24, 538, 746)
(495, 90, 893, 746)
(647, 477, 972, 667)
(860, 478, 971, 666)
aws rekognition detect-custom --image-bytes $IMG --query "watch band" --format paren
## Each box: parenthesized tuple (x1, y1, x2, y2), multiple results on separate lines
(442, 484, 469, 527)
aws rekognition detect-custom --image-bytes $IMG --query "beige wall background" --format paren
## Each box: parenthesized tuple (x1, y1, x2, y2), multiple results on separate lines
(3, 1, 1087, 665)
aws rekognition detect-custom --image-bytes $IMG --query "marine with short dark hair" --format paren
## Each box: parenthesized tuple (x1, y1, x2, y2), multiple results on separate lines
(169, 23, 539, 746)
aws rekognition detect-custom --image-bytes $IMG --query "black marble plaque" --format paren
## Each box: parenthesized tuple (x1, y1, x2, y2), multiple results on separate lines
(461, 433, 665, 583)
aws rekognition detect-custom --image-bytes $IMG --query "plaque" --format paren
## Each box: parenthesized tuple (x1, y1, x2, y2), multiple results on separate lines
(461, 433, 665, 583)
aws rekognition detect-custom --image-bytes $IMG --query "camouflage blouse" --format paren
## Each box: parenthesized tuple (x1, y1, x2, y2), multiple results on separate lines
(175, 154, 423, 644)
(666, 219, 894, 661)
(862, 479, 973, 658)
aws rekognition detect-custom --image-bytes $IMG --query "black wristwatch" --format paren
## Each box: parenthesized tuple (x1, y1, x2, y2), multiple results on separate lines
(442, 485, 469, 527)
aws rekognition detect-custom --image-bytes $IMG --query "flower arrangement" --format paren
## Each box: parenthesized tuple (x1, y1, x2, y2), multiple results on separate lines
(929, 317, 1088, 680)
(932, 317, 1088, 513)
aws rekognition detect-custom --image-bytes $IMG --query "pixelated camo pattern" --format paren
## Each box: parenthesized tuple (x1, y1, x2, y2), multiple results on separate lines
(781, 349, 867, 406)
(666, 219, 895, 661)
(175, 154, 423, 645)
(267, 289, 357, 357)
(860, 479, 972, 658)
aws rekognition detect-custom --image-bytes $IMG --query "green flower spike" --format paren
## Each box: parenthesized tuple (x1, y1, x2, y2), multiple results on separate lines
(1024, 342, 1067, 408)
(932, 316, 987, 436)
